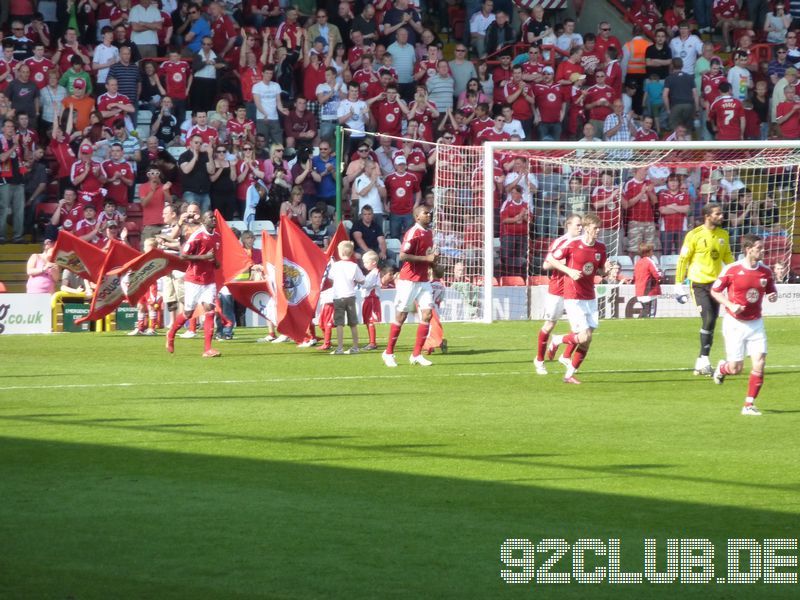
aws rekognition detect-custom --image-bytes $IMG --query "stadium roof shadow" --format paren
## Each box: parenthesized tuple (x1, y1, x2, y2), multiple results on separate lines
(1, 434, 798, 599)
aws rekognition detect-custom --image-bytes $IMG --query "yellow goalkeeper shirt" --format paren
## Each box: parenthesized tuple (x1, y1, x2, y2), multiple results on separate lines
(675, 225, 735, 284)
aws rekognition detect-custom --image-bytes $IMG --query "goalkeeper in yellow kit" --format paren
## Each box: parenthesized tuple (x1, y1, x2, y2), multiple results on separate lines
(675, 203, 735, 376)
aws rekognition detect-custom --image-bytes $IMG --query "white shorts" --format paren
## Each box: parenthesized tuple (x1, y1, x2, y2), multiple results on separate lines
(723, 316, 767, 362)
(394, 279, 434, 314)
(542, 293, 565, 323)
(564, 298, 599, 333)
(184, 281, 217, 311)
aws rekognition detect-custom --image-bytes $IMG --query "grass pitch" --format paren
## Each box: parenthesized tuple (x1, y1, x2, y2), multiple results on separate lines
(1, 318, 799, 599)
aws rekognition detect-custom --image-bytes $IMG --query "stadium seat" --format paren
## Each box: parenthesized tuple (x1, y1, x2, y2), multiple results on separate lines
(126, 203, 143, 218)
(491, 277, 500, 286)
(124, 220, 140, 234)
(343, 220, 352, 231)
(386, 238, 401, 254)
(35, 202, 59, 221)
(659, 254, 680, 279)
(167, 147, 184, 160)
(528, 275, 549, 286)
(0, 282, 6, 293)
(500, 276, 526, 286)
(250, 220, 276, 235)
(227, 220, 246, 231)
(137, 110, 153, 125)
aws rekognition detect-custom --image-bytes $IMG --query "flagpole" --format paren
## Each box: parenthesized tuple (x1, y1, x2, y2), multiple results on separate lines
(334, 125, 343, 224)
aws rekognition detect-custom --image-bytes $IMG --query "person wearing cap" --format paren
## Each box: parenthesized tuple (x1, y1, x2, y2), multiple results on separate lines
(307, 9, 342, 54)
(385, 153, 421, 240)
(533, 66, 565, 141)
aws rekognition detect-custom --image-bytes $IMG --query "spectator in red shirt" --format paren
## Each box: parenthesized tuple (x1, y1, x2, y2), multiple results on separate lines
(533, 67, 566, 141)
(503, 65, 535, 139)
(584, 70, 616, 135)
(775, 84, 800, 138)
(385, 154, 421, 239)
(499, 185, 530, 277)
(283, 97, 317, 156)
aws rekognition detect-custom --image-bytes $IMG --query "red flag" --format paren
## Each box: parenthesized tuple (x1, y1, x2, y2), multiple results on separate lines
(51, 230, 106, 281)
(273, 215, 328, 343)
(324, 221, 350, 262)
(76, 241, 140, 324)
(108, 248, 188, 307)
(225, 280, 272, 317)
(261, 229, 278, 299)
(214, 210, 253, 288)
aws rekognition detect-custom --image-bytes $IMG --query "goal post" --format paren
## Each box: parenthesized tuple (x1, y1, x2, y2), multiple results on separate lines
(432, 139, 799, 323)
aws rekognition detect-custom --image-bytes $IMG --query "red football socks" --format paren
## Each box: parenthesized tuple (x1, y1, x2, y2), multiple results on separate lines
(537, 330, 549, 361)
(386, 323, 402, 354)
(748, 371, 764, 400)
(323, 326, 332, 346)
(367, 324, 376, 345)
(571, 346, 587, 369)
(168, 313, 188, 339)
(413, 323, 430, 356)
(203, 312, 215, 352)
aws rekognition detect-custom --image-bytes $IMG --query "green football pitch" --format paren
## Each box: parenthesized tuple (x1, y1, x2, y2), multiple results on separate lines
(1, 318, 799, 599)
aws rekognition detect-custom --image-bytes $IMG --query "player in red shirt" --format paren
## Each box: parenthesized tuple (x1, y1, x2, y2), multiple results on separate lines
(166, 211, 222, 358)
(535, 214, 583, 375)
(382, 205, 440, 368)
(711, 234, 778, 415)
(708, 82, 745, 140)
(548, 213, 609, 384)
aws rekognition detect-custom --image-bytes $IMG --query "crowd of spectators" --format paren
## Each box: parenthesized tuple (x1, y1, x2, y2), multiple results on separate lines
(0, 0, 798, 282)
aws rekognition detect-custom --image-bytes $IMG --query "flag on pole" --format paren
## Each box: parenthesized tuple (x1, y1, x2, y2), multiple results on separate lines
(272, 216, 328, 342)
(108, 248, 188, 307)
(325, 221, 350, 262)
(51, 231, 106, 281)
(76, 241, 141, 324)
(213, 210, 253, 288)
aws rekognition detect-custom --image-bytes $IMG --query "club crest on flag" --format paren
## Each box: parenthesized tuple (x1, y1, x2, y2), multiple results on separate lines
(54, 250, 87, 274)
(282, 260, 311, 305)
(252, 291, 270, 313)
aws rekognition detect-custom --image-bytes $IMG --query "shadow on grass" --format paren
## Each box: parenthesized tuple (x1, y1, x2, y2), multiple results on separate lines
(0, 435, 797, 599)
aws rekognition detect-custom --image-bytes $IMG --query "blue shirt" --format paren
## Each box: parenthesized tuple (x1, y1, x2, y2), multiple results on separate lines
(312, 155, 336, 198)
(644, 79, 664, 107)
(187, 18, 211, 53)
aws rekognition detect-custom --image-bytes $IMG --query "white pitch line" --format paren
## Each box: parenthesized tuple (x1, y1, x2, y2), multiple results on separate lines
(0, 365, 798, 392)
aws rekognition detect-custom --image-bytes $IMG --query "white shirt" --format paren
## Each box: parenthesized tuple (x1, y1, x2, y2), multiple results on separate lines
(92, 43, 119, 83)
(129, 4, 162, 46)
(354, 173, 385, 215)
(328, 260, 365, 299)
(316, 81, 347, 120)
(669, 35, 704, 74)
(503, 119, 526, 139)
(503, 171, 539, 209)
(337, 99, 368, 136)
(252, 80, 281, 120)
(727, 66, 752, 101)
(469, 12, 495, 37)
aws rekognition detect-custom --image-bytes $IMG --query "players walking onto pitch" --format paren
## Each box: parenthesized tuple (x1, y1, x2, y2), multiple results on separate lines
(166, 211, 222, 358)
(546, 214, 608, 384)
(382, 206, 440, 368)
(711, 234, 778, 416)
(675, 203, 734, 376)
(534, 213, 583, 375)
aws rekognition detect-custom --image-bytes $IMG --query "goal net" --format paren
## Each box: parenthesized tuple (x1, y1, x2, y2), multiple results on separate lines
(432, 140, 799, 323)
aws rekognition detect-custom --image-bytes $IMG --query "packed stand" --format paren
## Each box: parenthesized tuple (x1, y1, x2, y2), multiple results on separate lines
(0, 0, 797, 284)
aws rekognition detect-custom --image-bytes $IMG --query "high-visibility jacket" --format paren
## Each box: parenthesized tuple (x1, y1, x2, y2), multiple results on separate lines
(624, 37, 650, 75)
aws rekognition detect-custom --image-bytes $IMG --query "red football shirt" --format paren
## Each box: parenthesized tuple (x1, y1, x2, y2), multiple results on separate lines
(499, 198, 529, 236)
(712, 261, 777, 320)
(590, 185, 620, 231)
(657, 190, 690, 232)
(159, 60, 191, 100)
(504, 82, 534, 120)
(385, 171, 420, 215)
(96, 92, 132, 127)
(708, 95, 744, 140)
(376, 100, 404, 136)
(186, 125, 218, 146)
(776, 101, 800, 138)
(398, 224, 434, 282)
(585, 84, 616, 121)
(102, 160, 134, 206)
(552, 238, 608, 300)
(23, 56, 55, 89)
(546, 234, 579, 296)
(623, 177, 654, 222)
(182, 226, 221, 285)
(533, 83, 564, 123)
